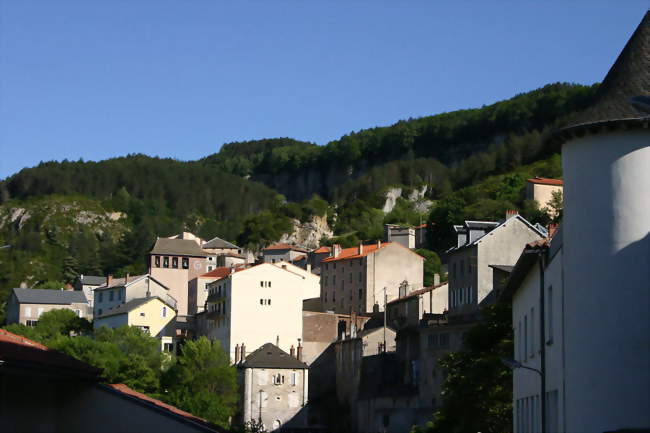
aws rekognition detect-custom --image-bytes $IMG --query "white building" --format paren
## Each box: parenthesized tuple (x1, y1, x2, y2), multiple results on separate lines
(272, 261, 320, 300)
(200, 263, 306, 362)
(506, 13, 650, 432)
(93, 274, 175, 318)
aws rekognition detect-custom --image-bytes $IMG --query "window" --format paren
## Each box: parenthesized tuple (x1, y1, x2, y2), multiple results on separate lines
(109, 290, 114, 301)
(260, 299, 264, 305)
(333, 263, 336, 270)
(74, 309, 81, 317)
(547, 286, 554, 344)
(272, 374, 285, 385)
(358, 273, 362, 282)
(530, 307, 535, 357)
(162, 307, 167, 318)
(518, 321, 522, 361)
(439, 333, 449, 348)
(182, 258, 189, 269)
(272, 259, 276, 263)
(26, 320, 38, 327)
(333, 292, 336, 302)
(172, 257, 178, 268)
(163, 257, 169, 268)
(349, 273, 352, 283)
(268, 281, 272, 288)
(358, 289, 362, 299)
(118, 289, 123, 301)
(290, 372, 297, 386)
(268, 299, 271, 305)
(260, 281, 264, 287)
(427, 334, 438, 348)
(99, 292, 104, 302)
(163, 343, 174, 352)
(140, 312, 146, 317)
(98, 308, 103, 316)
(155, 256, 160, 267)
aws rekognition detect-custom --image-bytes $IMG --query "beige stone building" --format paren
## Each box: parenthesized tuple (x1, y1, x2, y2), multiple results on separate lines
(320, 242, 424, 314)
(94, 296, 177, 352)
(525, 177, 563, 212)
(6, 288, 90, 326)
(199, 263, 306, 362)
(237, 343, 309, 431)
(149, 237, 210, 316)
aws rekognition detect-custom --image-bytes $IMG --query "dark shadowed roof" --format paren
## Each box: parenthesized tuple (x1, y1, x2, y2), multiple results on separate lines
(150, 238, 208, 257)
(12, 288, 88, 305)
(489, 265, 515, 273)
(550, 12, 650, 145)
(573, 12, 649, 125)
(78, 275, 106, 286)
(0, 329, 101, 378)
(202, 236, 239, 250)
(240, 343, 308, 369)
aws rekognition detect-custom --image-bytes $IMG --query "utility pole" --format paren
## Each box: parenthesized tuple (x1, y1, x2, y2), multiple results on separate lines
(383, 286, 387, 352)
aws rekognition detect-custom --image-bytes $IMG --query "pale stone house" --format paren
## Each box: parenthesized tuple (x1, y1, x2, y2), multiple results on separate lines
(525, 177, 563, 213)
(320, 242, 424, 314)
(93, 274, 175, 318)
(6, 288, 89, 326)
(262, 243, 309, 264)
(237, 343, 309, 431)
(199, 263, 305, 362)
(73, 275, 106, 307)
(149, 237, 210, 316)
(94, 296, 178, 353)
(447, 215, 545, 316)
(188, 266, 246, 315)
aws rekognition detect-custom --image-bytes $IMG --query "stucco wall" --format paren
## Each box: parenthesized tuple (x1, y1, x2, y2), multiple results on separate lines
(14, 301, 89, 325)
(562, 130, 650, 432)
(240, 367, 308, 431)
(150, 256, 207, 315)
(127, 297, 176, 338)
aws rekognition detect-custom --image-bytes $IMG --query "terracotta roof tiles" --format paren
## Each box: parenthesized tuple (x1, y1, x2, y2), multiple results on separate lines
(527, 177, 564, 186)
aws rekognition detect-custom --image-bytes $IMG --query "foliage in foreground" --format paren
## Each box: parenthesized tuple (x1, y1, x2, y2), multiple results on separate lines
(413, 303, 514, 433)
(3, 311, 237, 428)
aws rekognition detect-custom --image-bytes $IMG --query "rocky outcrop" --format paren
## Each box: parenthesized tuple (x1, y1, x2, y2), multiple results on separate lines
(382, 188, 403, 213)
(278, 215, 333, 249)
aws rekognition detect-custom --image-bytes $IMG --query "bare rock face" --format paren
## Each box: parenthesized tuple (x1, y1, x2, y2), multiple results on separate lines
(382, 187, 403, 213)
(278, 215, 333, 249)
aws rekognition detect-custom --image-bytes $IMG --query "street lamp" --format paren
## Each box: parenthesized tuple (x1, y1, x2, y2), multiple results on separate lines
(502, 356, 545, 432)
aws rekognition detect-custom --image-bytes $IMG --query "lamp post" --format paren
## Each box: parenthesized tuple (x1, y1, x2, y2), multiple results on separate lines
(502, 357, 545, 431)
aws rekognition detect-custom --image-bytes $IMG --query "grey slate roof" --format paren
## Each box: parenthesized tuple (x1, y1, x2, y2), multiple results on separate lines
(95, 274, 148, 290)
(78, 275, 106, 286)
(202, 236, 239, 250)
(150, 238, 208, 257)
(12, 288, 88, 305)
(96, 296, 173, 319)
(572, 11, 649, 126)
(240, 343, 308, 369)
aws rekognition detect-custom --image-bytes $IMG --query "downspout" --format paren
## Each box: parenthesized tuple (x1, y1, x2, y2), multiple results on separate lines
(539, 251, 547, 433)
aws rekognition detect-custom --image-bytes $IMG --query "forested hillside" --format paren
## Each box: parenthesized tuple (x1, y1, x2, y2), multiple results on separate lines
(0, 82, 595, 289)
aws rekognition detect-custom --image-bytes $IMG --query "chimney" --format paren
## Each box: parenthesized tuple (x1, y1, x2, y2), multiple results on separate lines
(235, 344, 240, 364)
(281, 264, 287, 269)
(433, 273, 440, 286)
(377, 240, 382, 248)
(306, 264, 312, 273)
(240, 343, 246, 363)
(297, 339, 303, 362)
(107, 274, 113, 287)
(290, 345, 295, 358)
(333, 244, 342, 258)
(125, 273, 129, 284)
(276, 335, 280, 346)
(358, 244, 364, 255)
(505, 209, 518, 220)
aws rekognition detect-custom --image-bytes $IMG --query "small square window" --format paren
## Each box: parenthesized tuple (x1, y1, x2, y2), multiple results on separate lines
(140, 312, 145, 317)
(155, 256, 160, 267)
(182, 258, 189, 269)
(172, 257, 178, 268)
(163, 257, 169, 268)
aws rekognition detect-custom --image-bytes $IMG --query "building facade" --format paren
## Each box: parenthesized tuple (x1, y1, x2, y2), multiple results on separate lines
(93, 274, 174, 318)
(6, 288, 89, 326)
(320, 242, 424, 314)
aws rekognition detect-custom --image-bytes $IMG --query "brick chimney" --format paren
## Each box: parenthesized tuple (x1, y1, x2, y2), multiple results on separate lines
(125, 273, 129, 284)
(333, 244, 342, 258)
(234, 344, 240, 364)
(290, 345, 295, 358)
(505, 209, 518, 220)
(297, 339, 303, 362)
(107, 274, 113, 287)
(358, 244, 364, 255)
(240, 343, 246, 363)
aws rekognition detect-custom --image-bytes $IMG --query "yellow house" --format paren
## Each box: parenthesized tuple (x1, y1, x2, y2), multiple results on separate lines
(94, 296, 177, 353)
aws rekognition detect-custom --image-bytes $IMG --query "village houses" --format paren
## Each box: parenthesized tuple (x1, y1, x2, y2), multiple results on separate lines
(6, 288, 90, 326)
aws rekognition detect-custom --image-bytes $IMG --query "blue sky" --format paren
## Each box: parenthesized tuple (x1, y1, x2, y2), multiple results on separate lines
(0, 1, 647, 179)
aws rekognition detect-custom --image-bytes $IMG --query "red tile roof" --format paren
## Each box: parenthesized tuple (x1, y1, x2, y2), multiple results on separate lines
(322, 242, 423, 263)
(313, 246, 332, 254)
(262, 243, 309, 253)
(291, 255, 307, 262)
(199, 265, 248, 279)
(527, 177, 564, 186)
(0, 329, 101, 377)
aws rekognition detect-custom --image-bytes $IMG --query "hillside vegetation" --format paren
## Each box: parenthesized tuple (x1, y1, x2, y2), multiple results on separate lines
(0, 82, 594, 288)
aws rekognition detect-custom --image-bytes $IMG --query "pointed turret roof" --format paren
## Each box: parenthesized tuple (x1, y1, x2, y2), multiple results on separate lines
(550, 12, 649, 145)
(574, 11, 649, 125)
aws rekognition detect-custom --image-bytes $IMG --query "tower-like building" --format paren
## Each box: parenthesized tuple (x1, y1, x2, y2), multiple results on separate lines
(551, 12, 650, 432)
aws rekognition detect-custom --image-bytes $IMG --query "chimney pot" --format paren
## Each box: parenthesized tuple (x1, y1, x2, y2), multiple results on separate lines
(505, 209, 518, 220)
(235, 344, 240, 364)
(433, 273, 440, 286)
(358, 244, 364, 255)
(125, 273, 129, 283)
(290, 345, 295, 357)
(333, 244, 341, 258)
(240, 343, 246, 363)
(377, 240, 381, 248)
(297, 342, 303, 362)
(107, 274, 113, 287)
